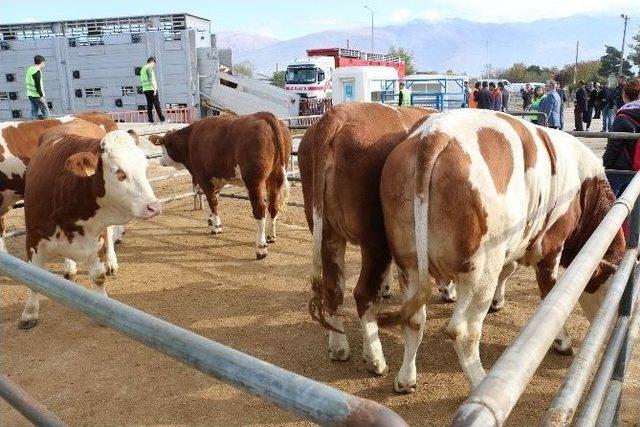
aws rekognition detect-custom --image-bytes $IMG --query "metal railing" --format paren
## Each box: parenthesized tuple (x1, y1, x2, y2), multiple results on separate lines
(452, 166, 640, 426)
(0, 253, 407, 426)
(106, 107, 193, 124)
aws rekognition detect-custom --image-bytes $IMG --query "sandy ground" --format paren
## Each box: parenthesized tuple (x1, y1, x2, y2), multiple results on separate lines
(0, 118, 638, 426)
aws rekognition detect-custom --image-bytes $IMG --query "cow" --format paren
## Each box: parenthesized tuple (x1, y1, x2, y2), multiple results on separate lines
(0, 112, 119, 250)
(298, 102, 436, 375)
(148, 112, 291, 259)
(18, 129, 162, 329)
(39, 119, 127, 279)
(378, 109, 624, 392)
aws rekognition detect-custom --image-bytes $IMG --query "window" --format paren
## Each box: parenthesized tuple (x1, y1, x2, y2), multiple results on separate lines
(85, 88, 102, 98)
(0, 92, 8, 101)
(121, 86, 135, 96)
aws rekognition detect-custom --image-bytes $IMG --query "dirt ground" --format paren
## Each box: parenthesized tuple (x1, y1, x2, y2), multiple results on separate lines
(1, 123, 639, 426)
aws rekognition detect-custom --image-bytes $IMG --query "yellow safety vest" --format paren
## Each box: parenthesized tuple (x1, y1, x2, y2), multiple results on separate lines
(25, 65, 43, 98)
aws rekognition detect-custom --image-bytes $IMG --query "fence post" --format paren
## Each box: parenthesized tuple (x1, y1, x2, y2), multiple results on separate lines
(595, 193, 640, 425)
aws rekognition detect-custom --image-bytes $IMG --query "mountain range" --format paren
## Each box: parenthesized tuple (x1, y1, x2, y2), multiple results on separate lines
(218, 15, 637, 76)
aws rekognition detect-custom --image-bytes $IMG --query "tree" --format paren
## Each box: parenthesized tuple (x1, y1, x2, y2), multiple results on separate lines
(599, 45, 633, 78)
(629, 29, 640, 71)
(233, 61, 255, 78)
(502, 62, 529, 82)
(271, 70, 285, 88)
(387, 46, 416, 75)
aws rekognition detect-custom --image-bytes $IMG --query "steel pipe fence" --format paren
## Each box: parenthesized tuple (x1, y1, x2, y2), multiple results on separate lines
(0, 374, 67, 427)
(0, 253, 407, 426)
(452, 170, 640, 427)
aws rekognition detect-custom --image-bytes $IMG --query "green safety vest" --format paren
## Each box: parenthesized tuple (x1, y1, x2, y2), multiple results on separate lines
(140, 64, 154, 91)
(25, 65, 43, 98)
(399, 88, 411, 105)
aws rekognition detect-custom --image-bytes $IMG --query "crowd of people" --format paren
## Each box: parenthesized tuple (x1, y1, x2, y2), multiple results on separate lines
(574, 76, 627, 131)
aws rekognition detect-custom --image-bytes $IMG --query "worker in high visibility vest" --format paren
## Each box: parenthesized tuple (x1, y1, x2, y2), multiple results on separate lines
(25, 55, 50, 120)
(398, 82, 412, 106)
(140, 57, 168, 124)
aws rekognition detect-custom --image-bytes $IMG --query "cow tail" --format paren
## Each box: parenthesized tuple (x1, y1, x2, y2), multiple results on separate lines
(262, 113, 291, 213)
(308, 111, 345, 333)
(378, 131, 450, 328)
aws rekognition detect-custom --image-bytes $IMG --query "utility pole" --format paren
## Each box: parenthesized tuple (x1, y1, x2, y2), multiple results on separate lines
(364, 4, 374, 53)
(574, 41, 579, 85)
(619, 14, 630, 75)
(346, 38, 350, 49)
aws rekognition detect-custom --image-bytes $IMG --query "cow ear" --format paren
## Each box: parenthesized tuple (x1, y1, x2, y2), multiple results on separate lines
(148, 134, 164, 146)
(65, 152, 99, 177)
(127, 129, 140, 145)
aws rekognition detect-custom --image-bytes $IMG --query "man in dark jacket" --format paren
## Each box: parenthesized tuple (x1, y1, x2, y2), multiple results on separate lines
(591, 82, 603, 119)
(574, 80, 588, 131)
(498, 81, 509, 111)
(613, 75, 627, 110)
(603, 78, 640, 196)
(522, 83, 534, 109)
(602, 82, 616, 131)
(477, 81, 492, 110)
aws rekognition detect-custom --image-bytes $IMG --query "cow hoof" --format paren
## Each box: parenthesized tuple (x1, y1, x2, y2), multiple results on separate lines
(210, 226, 222, 235)
(381, 287, 392, 298)
(63, 273, 77, 281)
(553, 340, 574, 356)
(394, 377, 416, 394)
(17, 318, 38, 330)
(329, 347, 350, 361)
(488, 300, 504, 313)
(207, 217, 214, 226)
(440, 292, 456, 303)
(256, 252, 268, 260)
(114, 239, 122, 245)
(266, 235, 276, 244)
(93, 274, 106, 286)
(256, 245, 268, 260)
(105, 266, 117, 277)
(363, 355, 388, 376)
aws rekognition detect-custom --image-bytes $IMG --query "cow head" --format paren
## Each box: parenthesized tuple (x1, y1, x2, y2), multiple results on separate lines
(65, 130, 162, 221)
(149, 130, 185, 170)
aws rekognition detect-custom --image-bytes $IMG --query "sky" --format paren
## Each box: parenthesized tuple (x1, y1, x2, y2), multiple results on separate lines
(2, 0, 640, 39)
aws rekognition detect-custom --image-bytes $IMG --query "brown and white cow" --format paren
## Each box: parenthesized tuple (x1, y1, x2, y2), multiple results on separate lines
(378, 109, 624, 392)
(18, 130, 162, 329)
(0, 112, 119, 250)
(298, 103, 435, 374)
(149, 112, 291, 259)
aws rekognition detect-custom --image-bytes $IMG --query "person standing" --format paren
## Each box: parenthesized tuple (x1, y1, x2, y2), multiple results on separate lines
(584, 81, 594, 130)
(539, 80, 562, 128)
(489, 82, 502, 111)
(574, 80, 588, 131)
(526, 86, 545, 123)
(461, 81, 470, 107)
(25, 55, 50, 120)
(140, 57, 167, 124)
(591, 82, 603, 119)
(603, 78, 640, 196)
(498, 81, 509, 112)
(476, 81, 492, 110)
(601, 82, 615, 131)
(398, 82, 412, 106)
(469, 81, 480, 108)
(522, 83, 534, 109)
(556, 82, 566, 130)
(614, 75, 627, 111)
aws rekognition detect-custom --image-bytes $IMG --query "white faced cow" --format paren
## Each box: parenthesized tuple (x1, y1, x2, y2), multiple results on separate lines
(18, 130, 162, 329)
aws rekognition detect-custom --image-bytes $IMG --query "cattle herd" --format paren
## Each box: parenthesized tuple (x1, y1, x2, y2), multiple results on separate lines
(0, 103, 623, 398)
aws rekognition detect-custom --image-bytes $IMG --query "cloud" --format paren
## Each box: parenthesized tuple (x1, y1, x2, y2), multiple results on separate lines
(389, 8, 413, 23)
(415, 0, 640, 23)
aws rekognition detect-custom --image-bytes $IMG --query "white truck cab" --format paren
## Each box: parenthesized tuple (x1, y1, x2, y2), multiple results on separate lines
(284, 57, 335, 99)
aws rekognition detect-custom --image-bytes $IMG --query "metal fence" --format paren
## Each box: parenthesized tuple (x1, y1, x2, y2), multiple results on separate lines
(453, 130, 640, 426)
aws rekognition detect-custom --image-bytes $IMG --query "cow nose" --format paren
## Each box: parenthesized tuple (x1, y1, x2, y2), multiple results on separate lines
(145, 201, 163, 218)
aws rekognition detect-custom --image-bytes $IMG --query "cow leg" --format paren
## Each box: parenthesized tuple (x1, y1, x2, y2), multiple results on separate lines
(535, 249, 573, 355)
(438, 281, 457, 303)
(87, 252, 107, 296)
(447, 259, 503, 389)
(203, 182, 223, 235)
(0, 214, 6, 253)
(489, 261, 518, 312)
(247, 183, 268, 259)
(395, 267, 427, 393)
(381, 263, 392, 298)
(18, 249, 48, 330)
(63, 258, 78, 280)
(354, 247, 391, 375)
(320, 224, 350, 361)
(112, 224, 125, 244)
(266, 166, 289, 244)
(99, 226, 118, 276)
